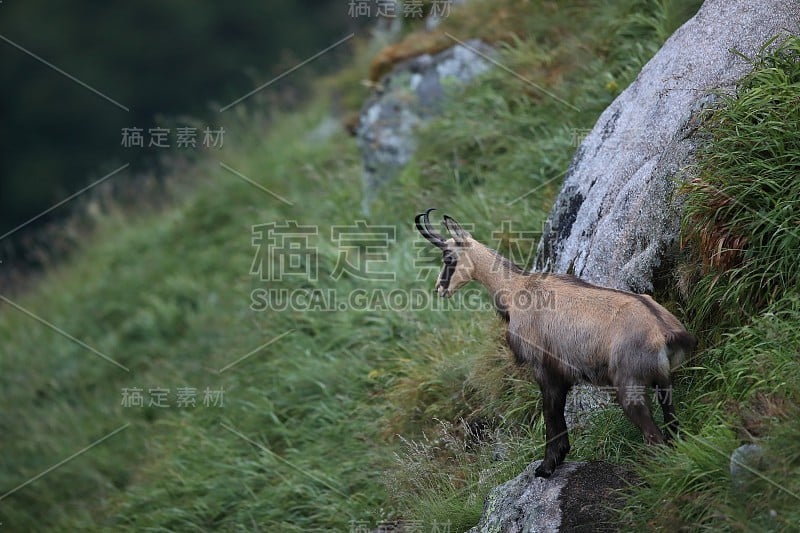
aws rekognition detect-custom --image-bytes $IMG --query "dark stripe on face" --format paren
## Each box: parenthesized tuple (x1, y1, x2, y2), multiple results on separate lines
(439, 251, 457, 291)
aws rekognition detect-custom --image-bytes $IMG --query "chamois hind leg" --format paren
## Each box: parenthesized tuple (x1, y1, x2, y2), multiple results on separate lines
(534, 377, 571, 478)
(655, 379, 678, 442)
(615, 382, 664, 445)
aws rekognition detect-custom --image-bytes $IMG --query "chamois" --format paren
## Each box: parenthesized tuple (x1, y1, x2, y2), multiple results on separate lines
(415, 209, 696, 478)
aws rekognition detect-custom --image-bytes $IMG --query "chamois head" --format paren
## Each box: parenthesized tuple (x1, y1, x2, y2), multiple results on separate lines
(415, 209, 475, 298)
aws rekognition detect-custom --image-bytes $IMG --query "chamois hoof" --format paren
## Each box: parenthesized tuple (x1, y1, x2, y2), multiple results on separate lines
(534, 462, 555, 478)
(664, 425, 680, 445)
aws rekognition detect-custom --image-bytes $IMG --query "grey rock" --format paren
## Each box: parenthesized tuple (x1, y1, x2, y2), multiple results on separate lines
(470, 460, 636, 532)
(491, 443, 509, 462)
(534, 0, 799, 429)
(534, 0, 800, 292)
(357, 40, 494, 212)
(730, 444, 765, 488)
(564, 384, 612, 430)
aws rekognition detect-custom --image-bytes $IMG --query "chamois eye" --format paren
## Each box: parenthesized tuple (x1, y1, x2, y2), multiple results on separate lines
(443, 255, 456, 266)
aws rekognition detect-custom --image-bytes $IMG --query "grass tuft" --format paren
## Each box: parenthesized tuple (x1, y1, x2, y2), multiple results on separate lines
(682, 35, 800, 332)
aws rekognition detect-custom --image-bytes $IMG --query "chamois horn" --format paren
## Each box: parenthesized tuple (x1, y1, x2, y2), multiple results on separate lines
(415, 208, 446, 248)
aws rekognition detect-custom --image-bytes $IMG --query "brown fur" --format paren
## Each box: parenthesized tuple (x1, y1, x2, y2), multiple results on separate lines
(418, 212, 696, 477)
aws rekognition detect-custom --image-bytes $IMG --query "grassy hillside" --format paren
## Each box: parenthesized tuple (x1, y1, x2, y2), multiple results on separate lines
(2, 0, 798, 531)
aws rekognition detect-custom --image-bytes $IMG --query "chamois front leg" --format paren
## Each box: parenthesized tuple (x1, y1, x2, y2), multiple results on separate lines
(534, 376, 571, 478)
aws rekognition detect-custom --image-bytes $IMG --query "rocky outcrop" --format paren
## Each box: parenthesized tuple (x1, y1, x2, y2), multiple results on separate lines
(473, 1, 799, 530)
(534, 0, 800, 293)
(533, 0, 800, 454)
(469, 460, 637, 533)
(357, 40, 494, 213)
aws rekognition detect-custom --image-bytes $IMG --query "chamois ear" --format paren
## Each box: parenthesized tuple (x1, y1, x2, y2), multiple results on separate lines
(443, 215, 471, 244)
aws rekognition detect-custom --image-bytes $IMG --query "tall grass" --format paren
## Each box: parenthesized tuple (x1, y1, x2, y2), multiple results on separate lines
(621, 36, 800, 530)
(620, 294, 800, 530)
(682, 36, 800, 332)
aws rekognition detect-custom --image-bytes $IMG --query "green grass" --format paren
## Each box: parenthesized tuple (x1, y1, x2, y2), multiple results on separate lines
(0, 105, 395, 530)
(619, 294, 800, 530)
(620, 35, 800, 531)
(682, 36, 800, 333)
(11, 1, 800, 532)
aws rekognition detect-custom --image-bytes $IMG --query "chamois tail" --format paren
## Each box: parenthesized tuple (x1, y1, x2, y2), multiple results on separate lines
(662, 330, 696, 372)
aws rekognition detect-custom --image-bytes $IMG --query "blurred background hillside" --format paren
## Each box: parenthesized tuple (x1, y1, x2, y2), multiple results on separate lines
(0, 0, 353, 253)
